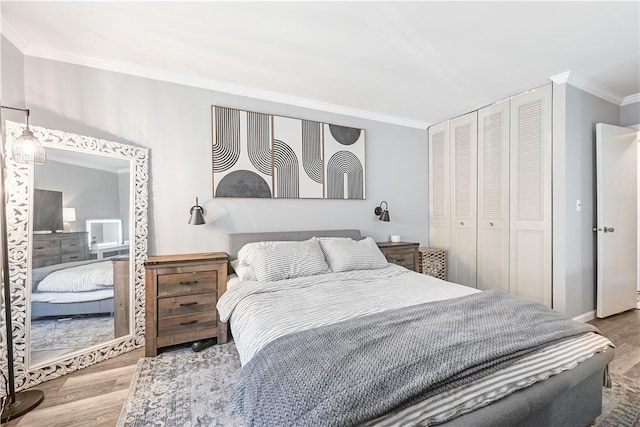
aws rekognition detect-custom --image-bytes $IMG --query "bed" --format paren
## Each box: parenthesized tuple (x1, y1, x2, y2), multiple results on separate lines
(218, 229, 614, 427)
(31, 257, 130, 336)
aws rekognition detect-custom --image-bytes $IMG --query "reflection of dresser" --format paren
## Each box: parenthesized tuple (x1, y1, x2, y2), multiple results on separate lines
(32, 232, 89, 268)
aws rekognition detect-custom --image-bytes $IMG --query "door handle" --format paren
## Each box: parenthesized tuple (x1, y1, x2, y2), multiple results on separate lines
(604, 227, 615, 233)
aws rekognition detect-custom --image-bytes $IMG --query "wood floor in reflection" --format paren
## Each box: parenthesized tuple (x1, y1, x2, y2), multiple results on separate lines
(3, 308, 639, 427)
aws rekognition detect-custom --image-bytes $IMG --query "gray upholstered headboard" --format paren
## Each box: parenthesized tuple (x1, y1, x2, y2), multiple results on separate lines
(227, 229, 362, 259)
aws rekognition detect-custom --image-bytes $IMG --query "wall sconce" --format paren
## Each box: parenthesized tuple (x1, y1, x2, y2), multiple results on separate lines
(188, 197, 206, 225)
(63, 207, 76, 232)
(1, 105, 46, 165)
(374, 201, 390, 222)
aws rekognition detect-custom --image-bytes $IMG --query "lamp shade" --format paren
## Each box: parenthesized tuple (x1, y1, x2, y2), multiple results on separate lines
(12, 128, 46, 165)
(63, 207, 76, 222)
(374, 201, 390, 222)
(188, 197, 206, 225)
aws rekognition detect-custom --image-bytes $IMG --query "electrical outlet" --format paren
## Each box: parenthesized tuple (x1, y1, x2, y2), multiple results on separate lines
(576, 200, 582, 212)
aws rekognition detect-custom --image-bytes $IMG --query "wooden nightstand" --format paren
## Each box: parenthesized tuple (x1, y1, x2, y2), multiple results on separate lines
(144, 252, 228, 357)
(376, 241, 419, 272)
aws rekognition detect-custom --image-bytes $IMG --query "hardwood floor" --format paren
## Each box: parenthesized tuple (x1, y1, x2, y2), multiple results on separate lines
(2, 309, 638, 427)
(3, 348, 143, 427)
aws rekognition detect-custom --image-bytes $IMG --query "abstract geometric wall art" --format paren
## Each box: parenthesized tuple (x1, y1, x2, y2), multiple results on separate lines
(212, 106, 272, 198)
(323, 124, 366, 199)
(272, 116, 324, 198)
(212, 106, 365, 200)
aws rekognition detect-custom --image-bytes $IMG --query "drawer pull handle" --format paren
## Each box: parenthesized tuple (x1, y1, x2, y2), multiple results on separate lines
(396, 258, 405, 262)
(180, 302, 198, 307)
(179, 280, 199, 286)
(69, 256, 78, 259)
(180, 320, 198, 326)
(35, 246, 45, 250)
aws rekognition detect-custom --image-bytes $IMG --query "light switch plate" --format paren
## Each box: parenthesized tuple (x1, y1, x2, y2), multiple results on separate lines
(576, 200, 582, 212)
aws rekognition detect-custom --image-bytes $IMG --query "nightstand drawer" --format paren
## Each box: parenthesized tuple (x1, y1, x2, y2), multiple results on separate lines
(158, 292, 217, 318)
(157, 312, 216, 337)
(386, 252, 415, 269)
(157, 271, 217, 297)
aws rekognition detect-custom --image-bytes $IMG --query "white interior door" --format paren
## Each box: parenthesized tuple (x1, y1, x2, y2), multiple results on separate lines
(477, 100, 510, 292)
(509, 85, 552, 306)
(450, 112, 477, 287)
(596, 123, 638, 318)
(429, 122, 451, 257)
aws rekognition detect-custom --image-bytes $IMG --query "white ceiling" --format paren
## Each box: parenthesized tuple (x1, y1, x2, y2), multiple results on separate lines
(2, 1, 639, 128)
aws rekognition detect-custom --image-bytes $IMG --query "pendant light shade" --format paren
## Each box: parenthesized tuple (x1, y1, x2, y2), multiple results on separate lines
(188, 197, 206, 225)
(2, 106, 46, 165)
(12, 128, 46, 165)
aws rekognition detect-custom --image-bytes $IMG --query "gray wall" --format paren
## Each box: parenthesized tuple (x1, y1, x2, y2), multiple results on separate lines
(1, 37, 26, 121)
(620, 102, 640, 127)
(16, 51, 428, 255)
(34, 160, 123, 234)
(562, 84, 620, 318)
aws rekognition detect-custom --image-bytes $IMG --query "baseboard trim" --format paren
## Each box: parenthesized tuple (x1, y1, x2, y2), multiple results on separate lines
(572, 310, 596, 323)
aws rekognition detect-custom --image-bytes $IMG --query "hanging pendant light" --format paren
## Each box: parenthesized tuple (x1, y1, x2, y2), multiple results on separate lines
(2, 106, 46, 165)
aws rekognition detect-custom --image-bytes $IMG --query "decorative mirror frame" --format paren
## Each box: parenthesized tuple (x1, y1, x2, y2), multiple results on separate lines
(1, 120, 148, 390)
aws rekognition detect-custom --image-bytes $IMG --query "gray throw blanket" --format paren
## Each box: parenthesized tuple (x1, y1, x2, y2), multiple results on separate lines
(231, 290, 599, 427)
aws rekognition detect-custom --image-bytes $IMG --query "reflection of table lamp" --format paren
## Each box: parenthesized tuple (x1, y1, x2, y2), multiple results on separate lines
(63, 207, 76, 232)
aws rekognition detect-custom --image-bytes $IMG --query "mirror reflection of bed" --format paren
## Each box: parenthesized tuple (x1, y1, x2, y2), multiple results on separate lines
(30, 147, 131, 366)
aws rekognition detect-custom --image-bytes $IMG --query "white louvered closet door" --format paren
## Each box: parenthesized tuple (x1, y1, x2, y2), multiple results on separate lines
(428, 122, 451, 259)
(449, 112, 477, 288)
(509, 85, 552, 306)
(477, 101, 510, 292)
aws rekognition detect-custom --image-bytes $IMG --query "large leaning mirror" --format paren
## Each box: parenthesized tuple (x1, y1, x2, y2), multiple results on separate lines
(2, 121, 148, 390)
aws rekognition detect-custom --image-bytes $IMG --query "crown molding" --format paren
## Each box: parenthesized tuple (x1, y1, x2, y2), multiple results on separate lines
(1, 17, 30, 52)
(549, 71, 571, 84)
(621, 93, 640, 106)
(11, 40, 428, 129)
(549, 70, 630, 106)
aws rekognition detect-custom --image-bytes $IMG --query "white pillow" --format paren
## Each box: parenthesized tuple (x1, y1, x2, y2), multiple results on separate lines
(230, 259, 257, 281)
(319, 236, 388, 272)
(236, 240, 288, 267)
(252, 238, 330, 282)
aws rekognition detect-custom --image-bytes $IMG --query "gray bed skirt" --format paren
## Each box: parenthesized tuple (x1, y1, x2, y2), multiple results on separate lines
(31, 298, 114, 319)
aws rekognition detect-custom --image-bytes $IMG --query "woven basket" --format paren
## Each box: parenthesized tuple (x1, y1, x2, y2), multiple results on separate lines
(418, 247, 447, 280)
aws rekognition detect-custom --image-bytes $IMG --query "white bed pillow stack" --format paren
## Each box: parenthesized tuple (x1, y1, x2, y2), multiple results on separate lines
(252, 238, 330, 282)
(233, 236, 389, 282)
(318, 236, 388, 272)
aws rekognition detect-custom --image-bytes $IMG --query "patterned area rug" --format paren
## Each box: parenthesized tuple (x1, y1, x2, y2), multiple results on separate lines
(596, 373, 640, 427)
(30, 315, 114, 365)
(118, 343, 640, 427)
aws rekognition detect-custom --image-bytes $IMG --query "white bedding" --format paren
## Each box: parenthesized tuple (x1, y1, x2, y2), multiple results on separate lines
(218, 264, 613, 426)
(218, 264, 477, 365)
(36, 260, 113, 293)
